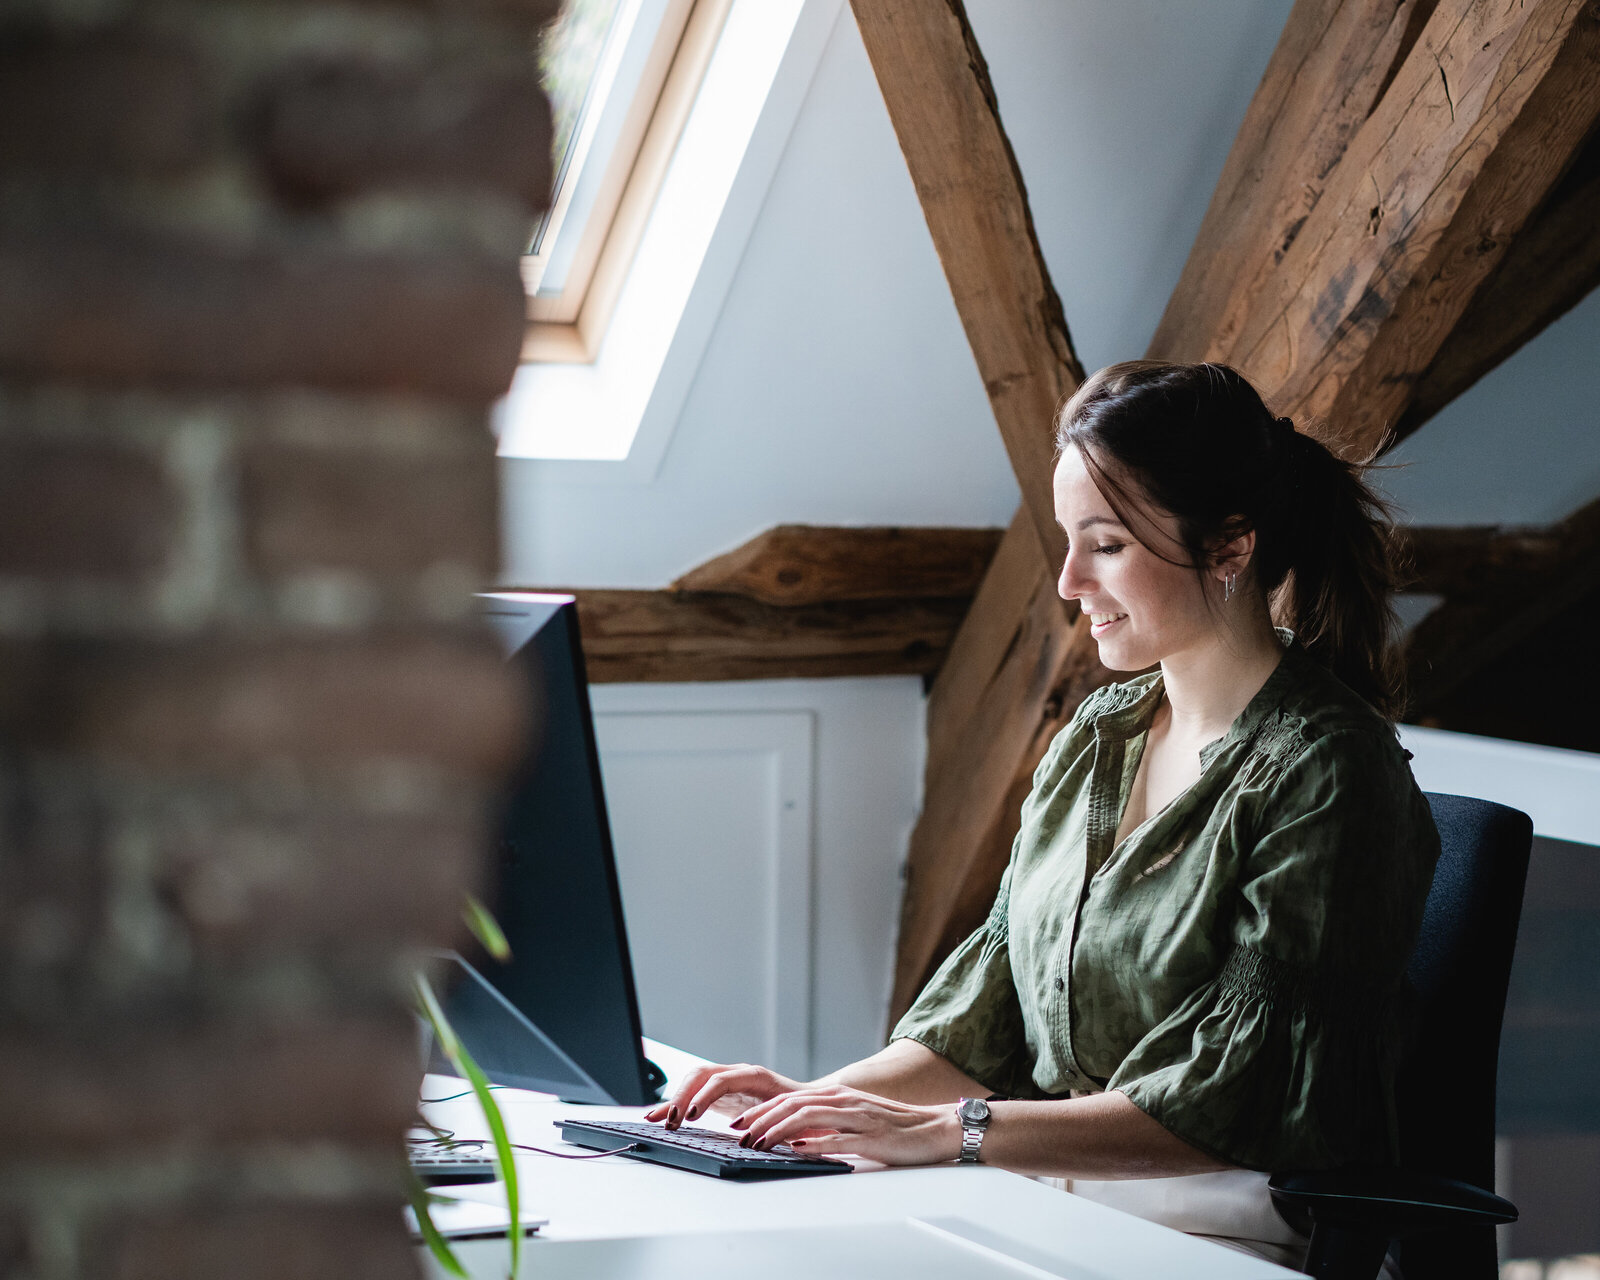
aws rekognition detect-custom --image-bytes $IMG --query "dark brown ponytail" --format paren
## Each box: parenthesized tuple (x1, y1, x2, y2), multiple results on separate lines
(1055, 361, 1406, 719)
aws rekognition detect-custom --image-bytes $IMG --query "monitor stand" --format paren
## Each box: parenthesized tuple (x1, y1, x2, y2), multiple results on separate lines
(426, 954, 612, 1103)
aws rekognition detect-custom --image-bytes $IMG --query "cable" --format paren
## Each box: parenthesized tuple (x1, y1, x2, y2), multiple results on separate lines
(509, 1142, 641, 1160)
(408, 1135, 641, 1161)
(420, 1086, 504, 1104)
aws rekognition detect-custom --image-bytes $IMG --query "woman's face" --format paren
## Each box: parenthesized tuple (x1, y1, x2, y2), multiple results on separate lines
(1053, 444, 1222, 672)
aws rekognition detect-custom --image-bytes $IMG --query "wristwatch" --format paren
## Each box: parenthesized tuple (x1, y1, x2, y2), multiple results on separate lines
(956, 1096, 991, 1164)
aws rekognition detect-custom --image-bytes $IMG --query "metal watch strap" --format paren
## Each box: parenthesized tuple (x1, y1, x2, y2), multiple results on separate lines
(957, 1097, 990, 1164)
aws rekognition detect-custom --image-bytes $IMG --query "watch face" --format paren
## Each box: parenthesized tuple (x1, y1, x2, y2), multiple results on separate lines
(958, 1097, 990, 1125)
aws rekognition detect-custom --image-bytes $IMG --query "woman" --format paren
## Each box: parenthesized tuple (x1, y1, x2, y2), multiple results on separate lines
(645, 361, 1439, 1267)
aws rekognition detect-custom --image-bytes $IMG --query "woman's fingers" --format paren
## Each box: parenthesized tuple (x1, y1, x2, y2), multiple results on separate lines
(731, 1086, 848, 1133)
(643, 1064, 799, 1129)
(643, 1064, 723, 1127)
(734, 1087, 956, 1166)
(684, 1065, 784, 1123)
(745, 1103, 856, 1150)
(739, 1089, 864, 1145)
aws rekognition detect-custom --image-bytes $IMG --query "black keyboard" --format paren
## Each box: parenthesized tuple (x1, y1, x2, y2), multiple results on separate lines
(409, 1145, 499, 1186)
(556, 1118, 852, 1180)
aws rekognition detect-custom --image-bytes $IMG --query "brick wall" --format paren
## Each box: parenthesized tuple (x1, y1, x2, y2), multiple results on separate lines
(0, 2, 554, 1276)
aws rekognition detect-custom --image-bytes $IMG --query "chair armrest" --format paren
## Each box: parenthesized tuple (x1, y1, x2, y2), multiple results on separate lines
(1269, 1167, 1517, 1239)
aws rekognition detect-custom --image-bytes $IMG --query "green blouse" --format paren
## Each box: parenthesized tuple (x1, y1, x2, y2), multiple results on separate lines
(892, 633, 1440, 1172)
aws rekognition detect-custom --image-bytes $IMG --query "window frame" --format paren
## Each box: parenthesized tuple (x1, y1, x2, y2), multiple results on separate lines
(524, 0, 733, 364)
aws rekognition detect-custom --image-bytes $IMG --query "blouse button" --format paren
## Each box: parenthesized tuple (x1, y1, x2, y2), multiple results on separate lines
(1054, 977, 1065, 993)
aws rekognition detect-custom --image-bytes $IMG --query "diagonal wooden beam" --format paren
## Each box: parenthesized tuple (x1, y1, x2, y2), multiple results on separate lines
(1219, 0, 1600, 455)
(1150, 0, 1439, 365)
(850, 0, 1118, 1021)
(1396, 122, 1600, 437)
(849, 0, 1085, 565)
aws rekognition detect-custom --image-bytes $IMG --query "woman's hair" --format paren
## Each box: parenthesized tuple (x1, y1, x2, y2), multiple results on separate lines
(1054, 360, 1406, 719)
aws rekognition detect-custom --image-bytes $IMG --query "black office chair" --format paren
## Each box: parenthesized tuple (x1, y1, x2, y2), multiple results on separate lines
(1270, 792, 1534, 1280)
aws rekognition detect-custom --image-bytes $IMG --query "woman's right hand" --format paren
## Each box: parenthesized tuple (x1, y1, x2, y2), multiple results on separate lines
(642, 1062, 806, 1130)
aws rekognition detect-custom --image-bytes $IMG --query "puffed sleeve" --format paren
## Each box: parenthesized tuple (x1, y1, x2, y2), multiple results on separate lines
(888, 691, 1113, 1097)
(889, 855, 1032, 1096)
(1106, 729, 1440, 1170)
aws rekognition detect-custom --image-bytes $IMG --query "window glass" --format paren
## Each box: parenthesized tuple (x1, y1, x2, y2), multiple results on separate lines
(534, 0, 629, 255)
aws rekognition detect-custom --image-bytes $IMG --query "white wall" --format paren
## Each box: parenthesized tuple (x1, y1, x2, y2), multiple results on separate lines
(504, 0, 1600, 1070)
(591, 678, 924, 1074)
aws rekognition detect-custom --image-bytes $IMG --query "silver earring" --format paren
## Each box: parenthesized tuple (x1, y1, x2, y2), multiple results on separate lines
(1224, 570, 1237, 602)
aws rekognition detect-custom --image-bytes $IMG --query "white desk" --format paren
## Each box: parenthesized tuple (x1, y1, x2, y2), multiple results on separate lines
(417, 1041, 1301, 1279)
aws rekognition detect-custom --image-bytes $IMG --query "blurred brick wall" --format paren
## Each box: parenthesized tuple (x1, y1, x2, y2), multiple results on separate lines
(0, 1, 554, 1276)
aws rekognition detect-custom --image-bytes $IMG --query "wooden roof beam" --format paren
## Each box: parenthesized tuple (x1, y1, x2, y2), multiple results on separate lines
(1221, 0, 1600, 455)
(1396, 121, 1600, 437)
(673, 524, 1002, 607)
(1151, 0, 1442, 365)
(848, 0, 1085, 565)
(548, 587, 973, 683)
(1403, 495, 1600, 710)
(850, 0, 1118, 1021)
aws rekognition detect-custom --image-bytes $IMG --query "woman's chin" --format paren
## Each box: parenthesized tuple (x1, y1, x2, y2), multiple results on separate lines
(1093, 639, 1152, 675)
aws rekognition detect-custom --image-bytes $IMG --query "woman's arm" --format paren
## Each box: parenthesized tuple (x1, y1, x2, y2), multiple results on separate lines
(732, 1085, 1233, 1178)
(969, 1092, 1231, 1178)
(817, 1037, 990, 1103)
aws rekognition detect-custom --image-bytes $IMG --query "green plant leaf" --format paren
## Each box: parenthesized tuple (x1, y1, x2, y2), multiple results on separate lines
(463, 895, 512, 963)
(404, 1167, 469, 1279)
(416, 972, 522, 1279)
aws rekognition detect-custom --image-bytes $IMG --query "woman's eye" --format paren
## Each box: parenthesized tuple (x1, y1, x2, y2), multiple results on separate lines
(1093, 544, 1125, 556)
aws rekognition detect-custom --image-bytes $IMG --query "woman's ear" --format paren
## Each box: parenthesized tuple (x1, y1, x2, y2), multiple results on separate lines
(1209, 523, 1256, 584)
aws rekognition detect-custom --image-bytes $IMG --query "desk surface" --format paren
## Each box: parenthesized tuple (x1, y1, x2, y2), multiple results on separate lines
(417, 1042, 1299, 1280)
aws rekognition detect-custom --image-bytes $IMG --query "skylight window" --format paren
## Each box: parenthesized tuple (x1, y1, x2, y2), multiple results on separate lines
(526, 0, 633, 288)
(525, 0, 722, 362)
(497, 0, 835, 465)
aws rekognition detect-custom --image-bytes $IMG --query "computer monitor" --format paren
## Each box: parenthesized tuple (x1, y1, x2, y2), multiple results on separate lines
(430, 592, 664, 1105)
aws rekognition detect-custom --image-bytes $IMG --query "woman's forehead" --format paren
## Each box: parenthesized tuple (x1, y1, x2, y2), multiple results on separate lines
(1054, 445, 1179, 543)
(1054, 448, 1124, 521)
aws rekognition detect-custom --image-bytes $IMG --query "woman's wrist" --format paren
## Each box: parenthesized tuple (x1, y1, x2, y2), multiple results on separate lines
(934, 1103, 967, 1163)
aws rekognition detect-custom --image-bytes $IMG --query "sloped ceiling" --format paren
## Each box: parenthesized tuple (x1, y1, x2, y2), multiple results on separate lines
(502, 0, 1600, 589)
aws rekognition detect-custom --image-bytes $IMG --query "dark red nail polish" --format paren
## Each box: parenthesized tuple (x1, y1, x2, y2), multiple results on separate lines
(731, 1115, 746, 1129)
(791, 1140, 807, 1148)
(668, 1107, 678, 1124)
(686, 1107, 698, 1121)
(738, 1133, 752, 1148)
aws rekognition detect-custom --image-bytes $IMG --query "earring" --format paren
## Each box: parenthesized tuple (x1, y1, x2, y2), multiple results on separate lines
(1224, 570, 1237, 602)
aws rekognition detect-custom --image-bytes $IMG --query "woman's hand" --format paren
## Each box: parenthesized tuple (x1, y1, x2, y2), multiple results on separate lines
(729, 1084, 962, 1167)
(643, 1062, 806, 1129)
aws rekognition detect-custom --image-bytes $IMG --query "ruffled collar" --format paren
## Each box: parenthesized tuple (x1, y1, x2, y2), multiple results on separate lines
(1090, 627, 1303, 772)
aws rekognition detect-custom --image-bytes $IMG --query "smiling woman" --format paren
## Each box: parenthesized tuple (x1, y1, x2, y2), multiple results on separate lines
(1054, 360, 1405, 716)
(643, 360, 1435, 1274)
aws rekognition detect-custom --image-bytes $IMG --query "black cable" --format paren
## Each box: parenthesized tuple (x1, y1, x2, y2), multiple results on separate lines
(508, 1142, 641, 1160)
(421, 1086, 504, 1104)
(408, 1134, 641, 1161)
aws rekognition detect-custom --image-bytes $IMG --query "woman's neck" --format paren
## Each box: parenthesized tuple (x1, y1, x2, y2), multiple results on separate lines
(1157, 603, 1286, 747)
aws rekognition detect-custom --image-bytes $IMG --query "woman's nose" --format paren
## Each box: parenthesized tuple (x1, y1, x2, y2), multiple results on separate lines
(1058, 549, 1090, 601)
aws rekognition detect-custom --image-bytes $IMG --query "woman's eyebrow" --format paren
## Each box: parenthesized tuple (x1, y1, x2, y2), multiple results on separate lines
(1074, 515, 1125, 532)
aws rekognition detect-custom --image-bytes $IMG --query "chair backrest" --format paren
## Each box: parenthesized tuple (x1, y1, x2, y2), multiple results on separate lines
(1393, 792, 1533, 1280)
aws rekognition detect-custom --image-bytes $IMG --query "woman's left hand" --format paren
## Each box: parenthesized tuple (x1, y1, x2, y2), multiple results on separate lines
(728, 1084, 961, 1166)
